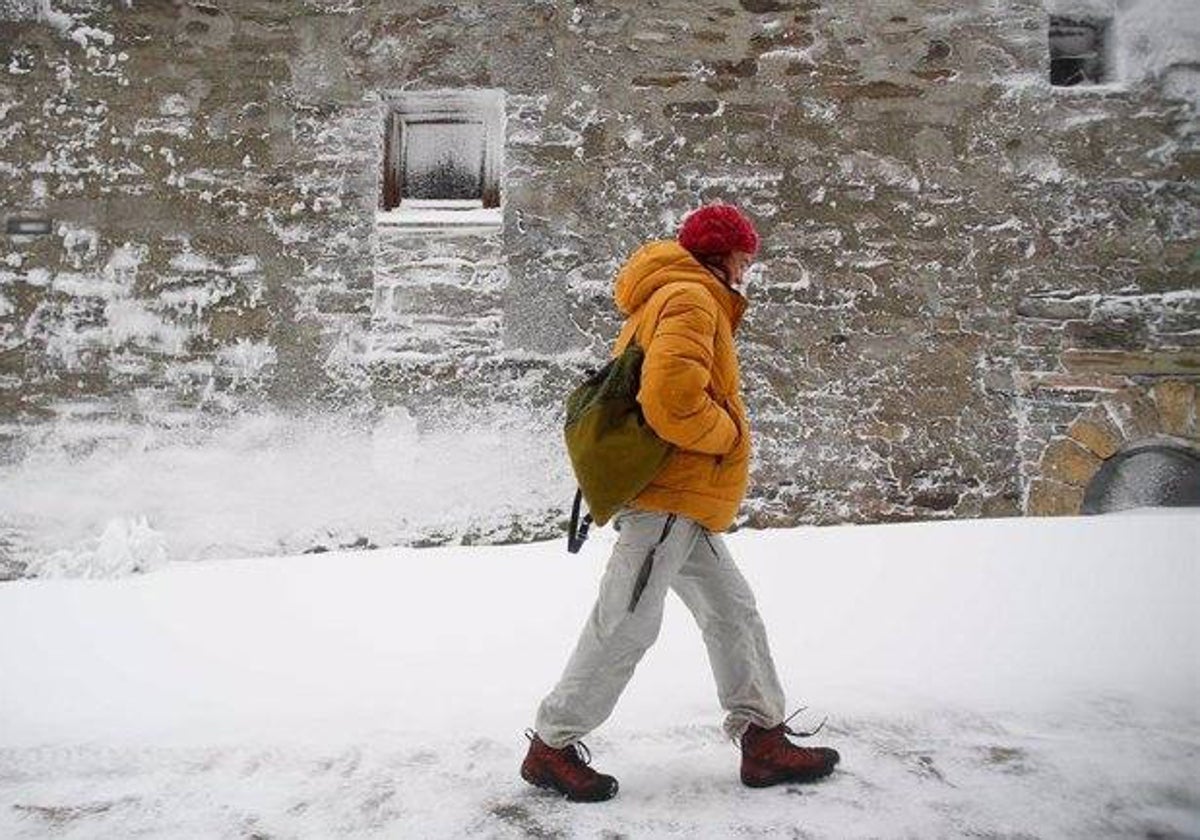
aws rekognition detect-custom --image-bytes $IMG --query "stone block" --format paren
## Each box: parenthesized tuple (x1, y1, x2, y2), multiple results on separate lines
(0, 346, 25, 377)
(709, 58, 759, 80)
(1062, 350, 1200, 376)
(856, 419, 910, 443)
(1064, 318, 1149, 351)
(1015, 319, 1065, 349)
(379, 282, 502, 321)
(826, 80, 922, 100)
(209, 307, 272, 342)
(1157, 331, 1200, 348)
(1016, 297, 1092, 321)
(1026, 478, 1085, 517)
(910, 487, 960, 512)
(1103, 390, 1161, 442)
(1013, 371, 1126, 395)
(1151, 380, 1196, 438)
(1157, 310, 1200, 335)
(312, 287, 372, 316)
(631, 72, 692, 89)
(740, 0, 795, 13)
(913, 67, 957, 83)
(980, 490, 1021, 518)
(750, 26, 816, 55)
(663, 100, 723, 119)
(1067, 413, 1122, 459)
(1039, 437, 1103, 487)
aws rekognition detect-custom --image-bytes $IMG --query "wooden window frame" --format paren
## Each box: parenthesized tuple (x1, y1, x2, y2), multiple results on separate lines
(379, 89, 504, 231)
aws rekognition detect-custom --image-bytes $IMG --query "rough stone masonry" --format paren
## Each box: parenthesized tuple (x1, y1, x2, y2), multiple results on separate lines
(0, 0, 1197, 572)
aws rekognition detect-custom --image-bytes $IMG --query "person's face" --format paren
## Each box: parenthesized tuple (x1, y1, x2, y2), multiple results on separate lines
(722, 250, 754, 290)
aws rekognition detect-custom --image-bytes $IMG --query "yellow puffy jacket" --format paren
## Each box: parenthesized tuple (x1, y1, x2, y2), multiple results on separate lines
(612, 240, 751, 532)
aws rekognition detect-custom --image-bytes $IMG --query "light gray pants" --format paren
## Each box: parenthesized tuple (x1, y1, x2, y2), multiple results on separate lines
(535, 510, 786, 748)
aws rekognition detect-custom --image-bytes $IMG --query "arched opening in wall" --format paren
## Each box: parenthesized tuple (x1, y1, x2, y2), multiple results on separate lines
(1082, 440, 1200, 514)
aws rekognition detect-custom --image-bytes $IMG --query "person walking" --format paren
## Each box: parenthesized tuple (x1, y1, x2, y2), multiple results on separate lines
(520, 203, 841, 802)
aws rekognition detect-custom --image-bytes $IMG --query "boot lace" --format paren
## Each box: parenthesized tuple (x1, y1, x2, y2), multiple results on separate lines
(734, 707, 828, 749)
(781, 706, 827, 739)
(567, 741, 593, 767)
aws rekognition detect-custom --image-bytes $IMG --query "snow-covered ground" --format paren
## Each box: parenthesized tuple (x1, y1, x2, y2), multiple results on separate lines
(1, 510, 1197, 838)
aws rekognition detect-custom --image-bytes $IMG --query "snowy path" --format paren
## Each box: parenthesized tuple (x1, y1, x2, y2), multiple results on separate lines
(3, 702, 1196, 838)
(1, 512, 1197, 838)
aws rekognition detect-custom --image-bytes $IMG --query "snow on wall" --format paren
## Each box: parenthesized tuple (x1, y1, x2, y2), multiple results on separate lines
(1115, 0, 1200, 83)
(0, 0, 39, 22)
(1117, 0, 1200, 107)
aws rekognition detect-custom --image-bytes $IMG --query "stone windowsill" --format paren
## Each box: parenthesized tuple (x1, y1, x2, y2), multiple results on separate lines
(376, 202, 503, 236)
(1050, 81, 1128, 97)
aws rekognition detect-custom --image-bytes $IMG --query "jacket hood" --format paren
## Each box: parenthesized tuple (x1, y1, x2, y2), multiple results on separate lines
(613, 240, 747, 329)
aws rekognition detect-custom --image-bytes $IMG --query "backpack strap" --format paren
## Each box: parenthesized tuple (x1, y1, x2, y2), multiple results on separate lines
(567, 488, 593, 554)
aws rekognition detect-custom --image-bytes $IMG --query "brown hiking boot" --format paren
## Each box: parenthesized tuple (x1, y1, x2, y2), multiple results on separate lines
(520, 731, 619, 802)
(740, 722, 840, 787)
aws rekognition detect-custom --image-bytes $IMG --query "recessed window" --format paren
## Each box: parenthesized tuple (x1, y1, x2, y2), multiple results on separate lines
(379, 89, 504, 231)
(1049, 16, 1110, 87)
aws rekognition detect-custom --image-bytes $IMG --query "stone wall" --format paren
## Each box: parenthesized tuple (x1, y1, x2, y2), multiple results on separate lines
(1, 0, 1197, 570)
(1016, 287, 1199, 515)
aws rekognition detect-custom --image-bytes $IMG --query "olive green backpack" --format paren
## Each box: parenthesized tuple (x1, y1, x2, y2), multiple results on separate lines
(564, 342, 672, 552)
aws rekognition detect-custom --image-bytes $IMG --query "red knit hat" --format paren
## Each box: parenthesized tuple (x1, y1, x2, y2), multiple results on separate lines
(677, 203, 760, 257)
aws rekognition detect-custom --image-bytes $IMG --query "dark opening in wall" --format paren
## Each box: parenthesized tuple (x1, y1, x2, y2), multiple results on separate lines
(1049, 16, 1111, 86)
(5, 217, 52, 236)
(380, 90, 503, 214)
(1082, 442, 1200, 514)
